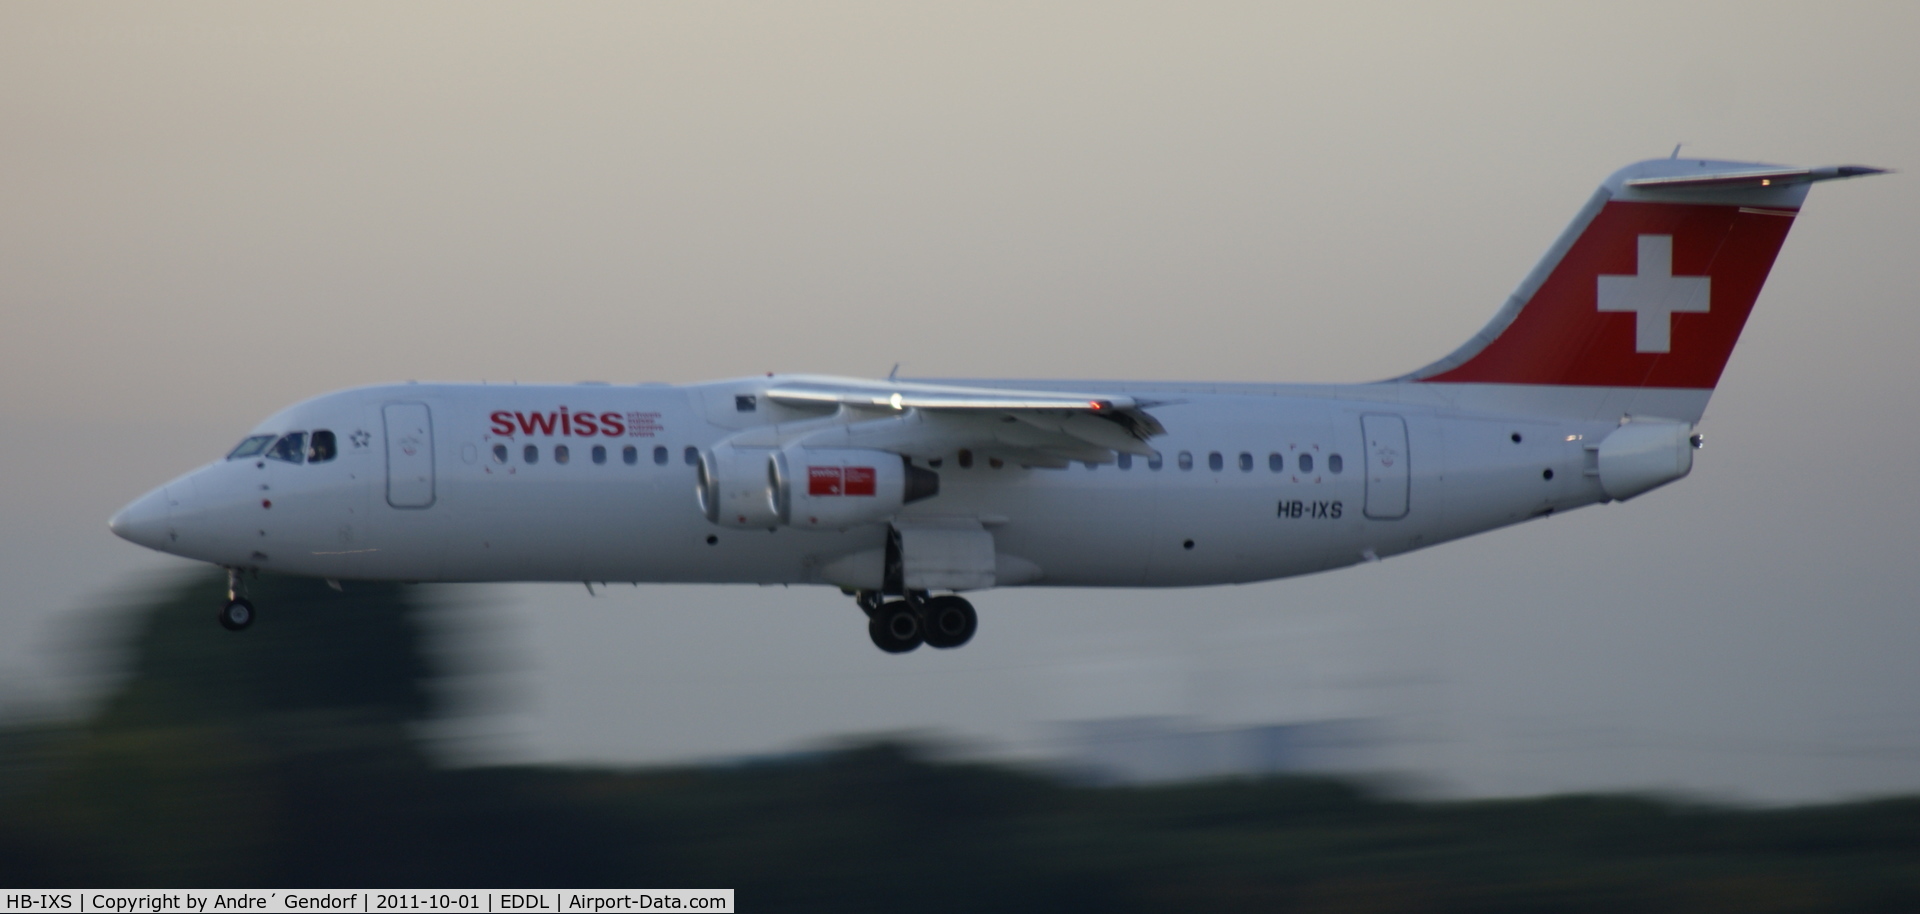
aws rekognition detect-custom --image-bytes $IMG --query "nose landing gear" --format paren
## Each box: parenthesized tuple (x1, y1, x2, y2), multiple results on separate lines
(218, 598, 255, 631)
(855, 590, 976, 653)
(218, 567, 255, 632)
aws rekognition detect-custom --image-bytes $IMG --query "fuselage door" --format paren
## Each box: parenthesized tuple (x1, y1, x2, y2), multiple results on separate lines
(383, 402, 436, 509)
(1361, 413, 1409, 520)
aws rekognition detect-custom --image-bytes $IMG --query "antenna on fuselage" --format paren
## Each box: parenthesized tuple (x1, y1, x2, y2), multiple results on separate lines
(888, 362, 901, 381)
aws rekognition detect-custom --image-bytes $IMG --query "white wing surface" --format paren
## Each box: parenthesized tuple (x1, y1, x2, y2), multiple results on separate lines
(762, 377, 1166, 466)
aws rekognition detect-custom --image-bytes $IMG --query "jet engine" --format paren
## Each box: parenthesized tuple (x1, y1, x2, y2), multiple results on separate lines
(698, 446, 940, 529)
(1596, 420, 1695, 501)
(696, 446, 782, 527)
(771, 448, 940, 531)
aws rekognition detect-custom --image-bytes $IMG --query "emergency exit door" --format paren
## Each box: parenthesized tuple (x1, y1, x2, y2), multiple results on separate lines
(1361, 413, 1409, 520)
(383, 402, 436, 508)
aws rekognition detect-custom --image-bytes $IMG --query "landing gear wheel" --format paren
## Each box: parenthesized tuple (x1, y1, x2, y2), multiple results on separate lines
(867, 600, 923, 654)
(217, 597, 255, 632)
(921, 595, 977, 649)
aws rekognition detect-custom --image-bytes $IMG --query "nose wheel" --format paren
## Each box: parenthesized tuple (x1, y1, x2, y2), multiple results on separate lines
(218, 597, 255, 631)
(217, 567, 255, 632)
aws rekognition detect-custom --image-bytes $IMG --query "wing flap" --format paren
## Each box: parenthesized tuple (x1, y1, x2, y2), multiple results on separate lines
(1012, 411, 1158, 457)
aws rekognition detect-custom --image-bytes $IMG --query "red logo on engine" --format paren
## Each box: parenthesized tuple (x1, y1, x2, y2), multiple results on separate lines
(807, 466, 875, 496)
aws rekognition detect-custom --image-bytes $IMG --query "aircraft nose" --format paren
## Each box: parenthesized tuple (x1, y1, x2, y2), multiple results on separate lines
(109, 485, 177, 552)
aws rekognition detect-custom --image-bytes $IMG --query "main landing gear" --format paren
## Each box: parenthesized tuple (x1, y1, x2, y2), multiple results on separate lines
(855, 590, 977, 654)
(218, 567, 255, 632)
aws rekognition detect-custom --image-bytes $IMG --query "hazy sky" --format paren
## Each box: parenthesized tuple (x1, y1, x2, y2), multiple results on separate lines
(4, 3, 1918, 802)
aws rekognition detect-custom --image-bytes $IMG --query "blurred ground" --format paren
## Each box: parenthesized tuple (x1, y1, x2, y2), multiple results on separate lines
(3, 572, 1918, 910)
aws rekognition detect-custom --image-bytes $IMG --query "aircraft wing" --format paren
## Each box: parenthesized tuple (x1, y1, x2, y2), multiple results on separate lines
(763, 377, 1166, 465)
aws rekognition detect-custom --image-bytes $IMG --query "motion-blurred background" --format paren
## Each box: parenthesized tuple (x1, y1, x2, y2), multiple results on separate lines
(4, 2, 1920, 899)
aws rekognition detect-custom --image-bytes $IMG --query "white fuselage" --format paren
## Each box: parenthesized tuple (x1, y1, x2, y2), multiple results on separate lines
(121, 377, 1630, 590)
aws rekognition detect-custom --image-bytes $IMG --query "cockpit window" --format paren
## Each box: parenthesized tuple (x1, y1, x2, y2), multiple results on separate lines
(227, 435, 276, 460)
(308, 430, 338, 463)
(265, 432, 308, 464)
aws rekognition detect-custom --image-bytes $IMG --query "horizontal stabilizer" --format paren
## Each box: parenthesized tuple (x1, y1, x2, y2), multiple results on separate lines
(1625, 165, 1886, 191)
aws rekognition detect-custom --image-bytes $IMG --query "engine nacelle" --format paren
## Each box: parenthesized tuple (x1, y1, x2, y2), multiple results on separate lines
(696, 446, 781, 527)
(1596, 420, 1695, 501)
(772, 448, 940, 530)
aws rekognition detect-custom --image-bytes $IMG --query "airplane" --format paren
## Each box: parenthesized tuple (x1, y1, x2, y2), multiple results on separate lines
(110, 156, 1884, 653)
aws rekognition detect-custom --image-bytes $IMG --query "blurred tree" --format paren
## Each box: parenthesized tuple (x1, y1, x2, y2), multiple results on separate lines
(0, 573, 442, 884)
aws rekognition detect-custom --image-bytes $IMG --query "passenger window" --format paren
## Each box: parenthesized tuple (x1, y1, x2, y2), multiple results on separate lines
(1299, 453, 1313, 473)
(1328, 453, 1344, 474)
(1177, 451, 1193, 471)
(492, 444, 508, 464)
(591, 445, 606, 465)
(265, 432, 307, 464)
(1148, 451, 1163, 471)
(958, 449, 974, 469)
(624, 445, 638, 465)
(684, 446, 698, 466)
(227, 435, 276, 460)
(653, 446, 668, 466)
(523, 445, 539, 464)
(307, 430, 338, 463)
(1238, 452, 1252, 472)
(554, 445, 570, 465)
(1208, 452, 1223, 471)
(1268, 453, 1283, 472)
(1117, 453, 1132, 470)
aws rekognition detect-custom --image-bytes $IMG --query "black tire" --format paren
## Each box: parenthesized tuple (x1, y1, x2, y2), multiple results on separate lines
(921, 595, 977, 649)
(867, 600, 922, 653)
(217, 597, 255, 632)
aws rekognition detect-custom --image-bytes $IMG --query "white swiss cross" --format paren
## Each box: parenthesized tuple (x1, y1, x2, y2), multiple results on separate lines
(1596, 234, 1710, 353)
